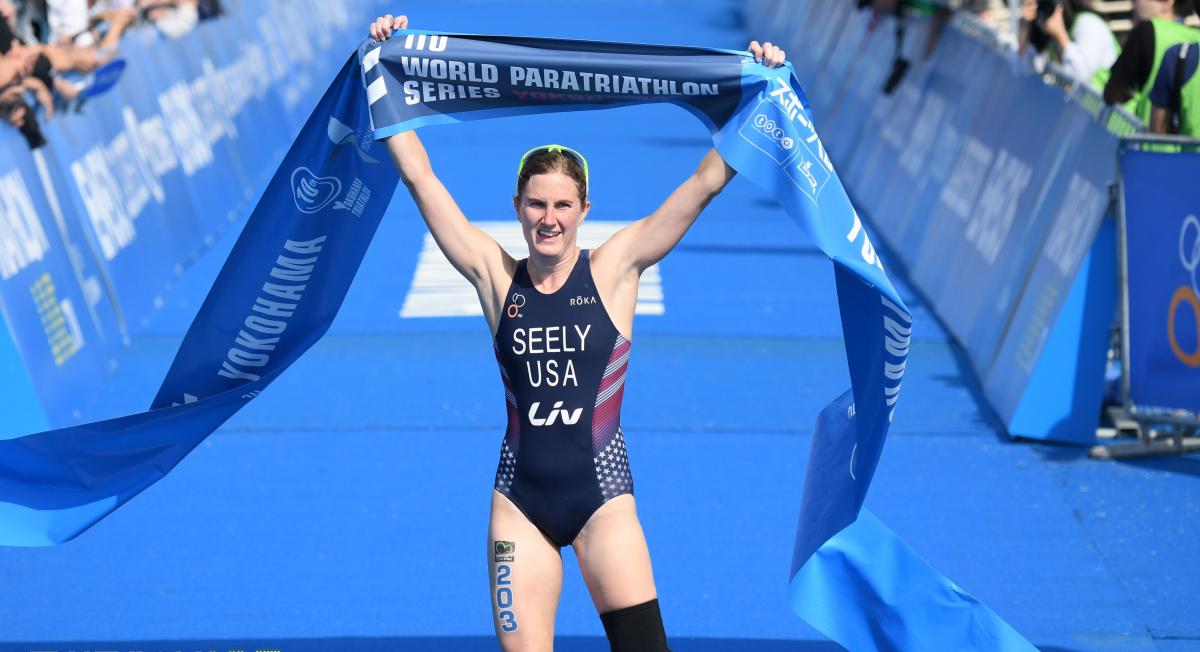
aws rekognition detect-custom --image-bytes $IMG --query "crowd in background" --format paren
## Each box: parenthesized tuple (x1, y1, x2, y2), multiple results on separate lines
(865, 0, 1200, 138)
(1, 0, 222, 149)
(4, 0, 1199, 151)
(1018, 0, 1199, 137)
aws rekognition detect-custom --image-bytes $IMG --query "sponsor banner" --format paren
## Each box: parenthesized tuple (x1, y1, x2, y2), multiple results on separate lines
(0, 129, 118, 426)
(804, 2, 856, 95)
(875, 25, 976, 256)
(97, 27, 212, 267)
(0, 0, 374, 429)
(0, 52, 396, 545)
(931, 74, 1088, 374)
(809, 5, 870, 149)
(780, 2, 1118, 442)
(846, 15, 936, 220)
(36, 1, 365, 337)
(193, 14, 289, 195)
(907, 30, 1016, 313)
(26, 145, 125, 351)
(979, 106, 1118, 434)
(47, 99, 181, 333)
(825, 11, 896, 175)
(0, 318, 48, 435)
(1122, 148, 1200, 413)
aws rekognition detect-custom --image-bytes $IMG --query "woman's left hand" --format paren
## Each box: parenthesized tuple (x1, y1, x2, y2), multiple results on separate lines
(1044, 5, 1070, 48)
(748, 40, 786, 68)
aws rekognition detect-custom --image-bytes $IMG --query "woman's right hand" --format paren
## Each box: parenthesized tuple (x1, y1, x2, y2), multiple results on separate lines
(370, 14, 408, 41)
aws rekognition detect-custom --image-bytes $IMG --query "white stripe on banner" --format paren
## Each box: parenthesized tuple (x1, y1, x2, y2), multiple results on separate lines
(366, 77, 387, 104)
(362, 46, 381, 73)
(400, 221, 665, 318)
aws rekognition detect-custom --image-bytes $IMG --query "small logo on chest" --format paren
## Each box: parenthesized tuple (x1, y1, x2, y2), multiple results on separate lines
(570, 295, 597, 306)
(507, 293, 525, 319)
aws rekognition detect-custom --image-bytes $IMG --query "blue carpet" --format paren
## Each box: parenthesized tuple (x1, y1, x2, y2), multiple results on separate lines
(2, 1, 1197, 651)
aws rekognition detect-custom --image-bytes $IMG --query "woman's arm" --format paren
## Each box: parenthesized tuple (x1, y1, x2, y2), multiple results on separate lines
(386, 128, 512, 284)
(371, 14, 514, 290)
(597, 40, 786, 273)
(1055, 12, 1117, 85)
(598, 148, 734, 273)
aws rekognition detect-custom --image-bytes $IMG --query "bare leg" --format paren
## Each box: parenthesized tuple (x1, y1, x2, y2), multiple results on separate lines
(488, 490, 563, 651)
(572, 495, 659, 613)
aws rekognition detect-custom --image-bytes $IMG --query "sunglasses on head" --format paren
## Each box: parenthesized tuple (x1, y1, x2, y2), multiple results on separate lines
(517, 144, 589, 196)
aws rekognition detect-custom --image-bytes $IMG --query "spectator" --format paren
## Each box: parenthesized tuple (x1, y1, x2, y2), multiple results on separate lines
(1, 0, 134, 147)
(1, 0, 222, 147)
(3, 0, 43, 45)
(1, 4, 42, 145)
(139, 0, 198, 39)
(1104, 0, 1199, 133)
(45, 0, 90, 45)
(1019, 0, 1119, 89)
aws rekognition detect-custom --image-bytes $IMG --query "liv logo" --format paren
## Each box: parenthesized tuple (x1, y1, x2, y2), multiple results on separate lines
(528, 401, 582, 426)
(291, 167, 342, 214)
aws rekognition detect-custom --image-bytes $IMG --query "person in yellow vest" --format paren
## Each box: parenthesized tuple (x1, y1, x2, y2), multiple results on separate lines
(1104, 0, 1200, 135)
(1019, 0, 1120, 90)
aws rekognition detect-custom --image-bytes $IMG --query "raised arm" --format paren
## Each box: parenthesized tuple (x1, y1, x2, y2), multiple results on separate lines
(598, 149, 735, 272)
(370, 15, 513, 290)
(597, 40, 786, 273)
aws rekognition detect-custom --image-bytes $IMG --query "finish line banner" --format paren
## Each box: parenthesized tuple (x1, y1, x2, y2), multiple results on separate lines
(0, 32, 1032, 650)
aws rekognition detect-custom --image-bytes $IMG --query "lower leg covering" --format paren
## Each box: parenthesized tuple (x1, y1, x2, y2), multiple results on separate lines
(600, 599, 669, 652)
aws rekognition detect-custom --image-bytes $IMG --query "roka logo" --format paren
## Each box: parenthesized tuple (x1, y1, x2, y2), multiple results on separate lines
(291, 167, 341, 214)
(528, 400, 582, 426)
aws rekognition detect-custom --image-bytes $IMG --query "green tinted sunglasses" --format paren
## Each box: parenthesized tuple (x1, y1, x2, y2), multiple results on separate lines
(516, 144, 590, 196)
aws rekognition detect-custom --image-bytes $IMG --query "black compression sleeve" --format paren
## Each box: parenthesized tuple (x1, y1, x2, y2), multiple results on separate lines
(600, 599, 670, 652)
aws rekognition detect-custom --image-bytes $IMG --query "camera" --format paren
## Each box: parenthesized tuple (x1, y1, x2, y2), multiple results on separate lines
(1036, 0, 1062, 25)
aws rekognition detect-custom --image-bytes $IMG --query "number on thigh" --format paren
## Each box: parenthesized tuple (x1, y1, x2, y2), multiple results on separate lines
(491, 539, 520, 633)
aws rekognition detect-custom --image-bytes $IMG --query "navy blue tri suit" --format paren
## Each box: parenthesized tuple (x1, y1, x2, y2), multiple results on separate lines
(493, 249, 634, 547)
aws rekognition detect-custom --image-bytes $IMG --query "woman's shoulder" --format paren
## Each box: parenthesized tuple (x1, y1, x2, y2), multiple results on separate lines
(1073, 12, 1113, 38)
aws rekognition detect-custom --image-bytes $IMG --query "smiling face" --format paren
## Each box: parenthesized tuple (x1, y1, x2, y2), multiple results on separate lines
(514, 172, 590, 259)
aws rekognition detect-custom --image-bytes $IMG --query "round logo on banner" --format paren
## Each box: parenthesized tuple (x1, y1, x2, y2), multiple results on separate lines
(1168, 215, 1200, 367)
(291, 167, 342, 214)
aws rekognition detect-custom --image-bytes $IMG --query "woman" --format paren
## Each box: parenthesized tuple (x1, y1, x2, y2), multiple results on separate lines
(369, 14, 785, 651)
(1018, 0, 1119, 89)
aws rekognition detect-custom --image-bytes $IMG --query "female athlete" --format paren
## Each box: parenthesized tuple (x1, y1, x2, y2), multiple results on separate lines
(370, 14, 786, 651)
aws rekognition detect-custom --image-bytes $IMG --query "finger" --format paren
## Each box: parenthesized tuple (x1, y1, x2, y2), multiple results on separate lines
(369, 21, 378, 40)
(382, 14, 393, 38)
(394, 15, 408, 30)
(748, 40, 762, 61)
